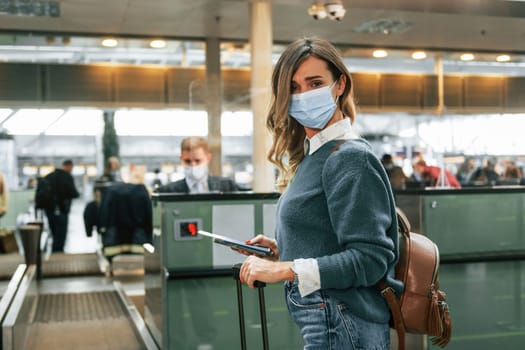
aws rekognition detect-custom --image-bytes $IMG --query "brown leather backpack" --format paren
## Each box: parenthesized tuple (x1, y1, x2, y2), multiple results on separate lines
(379, 208, 452, 350)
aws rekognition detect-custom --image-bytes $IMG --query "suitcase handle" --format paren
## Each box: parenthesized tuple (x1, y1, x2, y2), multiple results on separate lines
(232, 263, 266, 288)
(232, 263, 269, 350)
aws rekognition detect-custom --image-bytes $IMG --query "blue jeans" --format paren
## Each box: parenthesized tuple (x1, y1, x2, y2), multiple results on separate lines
(285, 282, 390, 350)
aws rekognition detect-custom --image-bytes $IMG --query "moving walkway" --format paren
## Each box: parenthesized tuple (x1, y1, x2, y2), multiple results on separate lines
(1, 252, 156, 350)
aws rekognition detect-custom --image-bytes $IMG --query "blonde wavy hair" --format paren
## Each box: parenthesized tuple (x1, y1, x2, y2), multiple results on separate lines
(266, 37, 356, 191)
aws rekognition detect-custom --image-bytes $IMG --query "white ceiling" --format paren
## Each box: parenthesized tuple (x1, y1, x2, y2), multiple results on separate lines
(0, 0, 524, 53)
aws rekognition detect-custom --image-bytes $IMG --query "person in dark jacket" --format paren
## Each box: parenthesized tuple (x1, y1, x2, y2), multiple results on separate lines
(467, 158, 500, 186)
(45, 159, 80, 252)
(158, 136, 237, 193)
(158, 136, 237, 348)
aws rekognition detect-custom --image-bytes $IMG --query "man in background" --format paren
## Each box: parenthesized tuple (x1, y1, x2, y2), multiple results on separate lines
(102, 156, 123, 182)
(158, 136, 237, 193)
(45, 159, 80, 252)
(158, 136, 237, 349)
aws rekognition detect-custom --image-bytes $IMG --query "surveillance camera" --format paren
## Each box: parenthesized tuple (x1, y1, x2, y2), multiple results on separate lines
(307, 4, 327, 20)
(325, 2, 346, 21)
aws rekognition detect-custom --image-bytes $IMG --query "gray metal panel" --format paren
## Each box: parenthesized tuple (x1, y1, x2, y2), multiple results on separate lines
(381, 74, 424, 107)
(2, 265, 36, 350)
(464, 75, 504, 108)
(45, 64, 113, 102)
(0, 63, 41, 101)
(0, 265, 26, 325)
(166, 67, 206, 106)
(444, 75, 464, 108)
(115, 66, 166, 103)
(353, 73, 381, 107)
(506, 77, 525, 108)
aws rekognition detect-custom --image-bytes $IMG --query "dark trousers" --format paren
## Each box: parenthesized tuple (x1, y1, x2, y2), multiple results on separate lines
(45, 208, 69, 252)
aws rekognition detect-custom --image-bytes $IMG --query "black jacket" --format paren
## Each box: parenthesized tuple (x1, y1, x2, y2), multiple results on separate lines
(98, 183, 152, 235)
(46, 169, 79, 213)
(157, 176, 238, 193)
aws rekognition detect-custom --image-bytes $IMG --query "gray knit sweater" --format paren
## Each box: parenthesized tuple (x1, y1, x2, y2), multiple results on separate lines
(276, 138, 401, 323)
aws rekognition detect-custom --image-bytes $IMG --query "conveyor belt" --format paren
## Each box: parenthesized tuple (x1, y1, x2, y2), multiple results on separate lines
(2, 266, 156, 350)
(0, 252, 104, 281)
(41, 253, 104, 277)
(24, 291, 146, 350)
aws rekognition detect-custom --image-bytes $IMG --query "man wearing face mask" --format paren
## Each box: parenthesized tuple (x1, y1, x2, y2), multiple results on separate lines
(158, 136, 238, 194)
(156, 136, 237, 349)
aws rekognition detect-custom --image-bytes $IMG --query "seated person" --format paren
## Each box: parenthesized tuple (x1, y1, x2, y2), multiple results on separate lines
(466, 158, 500, 186)
(497, 161, 524, 185)
(381, 154, 408, 190)
(412, 160, 461, 189)
(158, 136, 238, 193)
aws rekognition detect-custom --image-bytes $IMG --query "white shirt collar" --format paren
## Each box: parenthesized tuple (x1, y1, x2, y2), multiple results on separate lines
(185, 176, 209, 193)
(306, 118, 358, 155)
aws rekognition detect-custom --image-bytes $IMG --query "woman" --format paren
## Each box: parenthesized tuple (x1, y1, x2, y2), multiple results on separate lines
(239, 37, 401, 349)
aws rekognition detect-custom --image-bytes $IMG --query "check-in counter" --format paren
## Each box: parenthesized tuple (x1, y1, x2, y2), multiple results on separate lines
(146, 192, 303, 350)
(395, 187, 525, 350)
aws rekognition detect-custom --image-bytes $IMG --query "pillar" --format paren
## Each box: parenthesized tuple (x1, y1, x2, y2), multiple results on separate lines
(250, 0, 275, 192)
(206, 36, 223, 176)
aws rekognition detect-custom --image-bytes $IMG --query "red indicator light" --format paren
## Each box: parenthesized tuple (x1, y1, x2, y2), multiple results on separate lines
(188, 223, 197, 235)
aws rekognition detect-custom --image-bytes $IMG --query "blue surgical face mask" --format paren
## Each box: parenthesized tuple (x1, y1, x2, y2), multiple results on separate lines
(288, 81, 338, 129)
(184, 163, 208, 182)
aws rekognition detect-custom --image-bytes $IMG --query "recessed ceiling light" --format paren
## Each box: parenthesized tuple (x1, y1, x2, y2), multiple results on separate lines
(460, 53, 475, 61)
(373, 49, 388, 58)
(101, 38, 118, 48)
(496, 54, 511, 62)
(150, 40, 166, 49)
(411, 51, 427, 60)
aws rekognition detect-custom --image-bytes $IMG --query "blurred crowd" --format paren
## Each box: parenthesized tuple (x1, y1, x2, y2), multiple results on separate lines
(381, 154, 525, 190)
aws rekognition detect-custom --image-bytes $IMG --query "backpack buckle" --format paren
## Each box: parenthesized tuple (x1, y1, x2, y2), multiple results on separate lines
(380, 286, 395, 296)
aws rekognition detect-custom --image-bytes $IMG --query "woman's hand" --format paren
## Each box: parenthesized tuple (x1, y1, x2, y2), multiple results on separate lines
(240, 256, 294, 288)
(235, 234, 279, 261)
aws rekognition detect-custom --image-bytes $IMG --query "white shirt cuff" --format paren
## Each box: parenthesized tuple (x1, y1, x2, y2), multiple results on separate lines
(292, 258, 321, 297)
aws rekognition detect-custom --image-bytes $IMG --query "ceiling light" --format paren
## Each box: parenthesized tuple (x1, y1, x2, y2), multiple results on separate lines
(101, 38, 119, 48)
(373, 49, 388, 58)
(149, 40, 166, 49)
(496, 54, 511, 62)
(411, 51, 427, 60)
(460, 53, 475, 61)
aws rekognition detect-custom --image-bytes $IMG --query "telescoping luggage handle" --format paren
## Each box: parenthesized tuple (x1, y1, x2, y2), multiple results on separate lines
(232, 263, 269, 350)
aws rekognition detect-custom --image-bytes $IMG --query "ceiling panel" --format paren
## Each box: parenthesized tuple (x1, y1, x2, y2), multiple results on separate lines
(0, 0, 524, 53)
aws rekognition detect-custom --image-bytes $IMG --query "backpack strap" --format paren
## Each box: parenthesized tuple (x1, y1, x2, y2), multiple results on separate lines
(378, 279, 406, 350)
(329, 139, 347, 155)
(377, 208, 411, 350)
